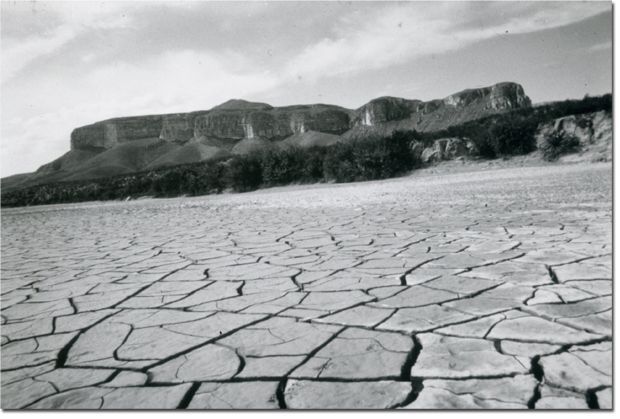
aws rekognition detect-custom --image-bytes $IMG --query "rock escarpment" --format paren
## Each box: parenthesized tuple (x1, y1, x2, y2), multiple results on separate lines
(413, 138, 477, 164)
(535, 111, 611, 162)
(71, 115, 170, 150)
(356, 97, 421, 126)
(5, 82, 532, 189)
(344, 82, 531, 139)
(69, 82, 529, 153)
(70, 101, 355, 152)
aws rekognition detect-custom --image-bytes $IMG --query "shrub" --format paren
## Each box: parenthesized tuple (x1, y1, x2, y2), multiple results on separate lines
(466, 115, 538, 158)
(323, 131, 417, 182)
(195, 162, 226, 194)
(260, 147, 305, 186)
(323, 142, 357, 182)
(299, 147, 328, 183)
(225, 155, 263, 192)
(540, 131, 581, 161)
(2, 93, 611, 207)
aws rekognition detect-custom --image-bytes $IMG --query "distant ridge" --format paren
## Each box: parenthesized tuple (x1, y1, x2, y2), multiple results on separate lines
(3, 82, 531, 190)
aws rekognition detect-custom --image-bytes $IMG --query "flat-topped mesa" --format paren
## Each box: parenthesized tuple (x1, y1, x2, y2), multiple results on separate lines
(352, 82, 531, 131)
(192, 104, 353, 146)
(70, 82, 531, 151)
(71, 102, 354, 151)
(444, 82, 531, 110)
(70, 113, 195, 151)
(18, 81, 537, 188)
(357, 97, 422, 126)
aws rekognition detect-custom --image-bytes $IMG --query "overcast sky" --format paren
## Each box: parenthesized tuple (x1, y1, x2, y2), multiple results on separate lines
(1, 1, 612, 177)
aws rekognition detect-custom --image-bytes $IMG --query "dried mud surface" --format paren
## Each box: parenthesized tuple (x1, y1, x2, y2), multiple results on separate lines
(1, 163, 612, 409)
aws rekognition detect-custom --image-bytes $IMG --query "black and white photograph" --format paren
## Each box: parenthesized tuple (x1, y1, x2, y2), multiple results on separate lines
(0, 0, 613, 410)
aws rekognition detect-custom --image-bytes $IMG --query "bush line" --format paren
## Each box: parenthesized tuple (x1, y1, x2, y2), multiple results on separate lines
(1, 94, 611, 207)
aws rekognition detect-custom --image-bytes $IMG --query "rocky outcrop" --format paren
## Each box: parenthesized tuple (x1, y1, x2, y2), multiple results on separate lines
(343, 82, 531, 140)
(70, 82, 530, 152)
(417, 138, 476, 163)
(193, 105, 353, 147)
(414, 110, 612, 166)
(71, 103, 354, 152)
(71, 115, 167, 150)
(356, 97, 421, 126)
(443, 82, 530, 111)
(70, 123, 111, 150)
(8, 82, 532, 188)
(536, 111, 611, 162)
(536, 111, 610, 148)
(160, 114, 198, 144)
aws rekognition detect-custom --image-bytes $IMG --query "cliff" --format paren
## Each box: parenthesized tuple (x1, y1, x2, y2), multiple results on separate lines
(535, 111, 612, 163)
(69, 82, 529, 153)
(343, 82, 531, 139)
(70, 101, 354, 152)
(5, 82, 531, 189)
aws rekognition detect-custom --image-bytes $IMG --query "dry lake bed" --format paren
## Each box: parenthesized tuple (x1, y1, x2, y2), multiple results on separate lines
(0, 162, 612, 409)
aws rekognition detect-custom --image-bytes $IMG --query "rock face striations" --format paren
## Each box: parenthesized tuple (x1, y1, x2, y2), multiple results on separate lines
(70, 101, 354, 152)
(354, 82, 530, 129)
(69, 82, 529, 152)
(5, 82, 531, 188)
(344, 82, 531, 139)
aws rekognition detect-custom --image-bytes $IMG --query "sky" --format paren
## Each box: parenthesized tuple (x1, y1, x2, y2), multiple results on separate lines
(0, 1, 612, 177)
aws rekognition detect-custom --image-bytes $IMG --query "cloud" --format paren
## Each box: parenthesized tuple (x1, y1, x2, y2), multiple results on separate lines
(1, 48, 278, 176)
(1, 24, 75, 82)
(283, 2, 610, 80)
(588, 41, 612, 52)
(78, 49, 279, 113)
(0, 1, 611, 177)
(1, 1, 133, 83)
(1, 111, 73, 176)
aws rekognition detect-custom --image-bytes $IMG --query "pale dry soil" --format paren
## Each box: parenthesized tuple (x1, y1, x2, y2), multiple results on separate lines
(0, 162, 612, 410)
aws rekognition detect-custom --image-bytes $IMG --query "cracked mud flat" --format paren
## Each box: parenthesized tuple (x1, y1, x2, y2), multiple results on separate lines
(1, 163, 612, 410)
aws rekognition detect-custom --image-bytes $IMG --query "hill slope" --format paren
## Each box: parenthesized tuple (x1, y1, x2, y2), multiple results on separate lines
(2, 82, 531, 191)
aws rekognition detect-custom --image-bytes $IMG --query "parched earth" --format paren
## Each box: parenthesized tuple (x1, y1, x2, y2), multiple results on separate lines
(0, 162, 612, 409)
